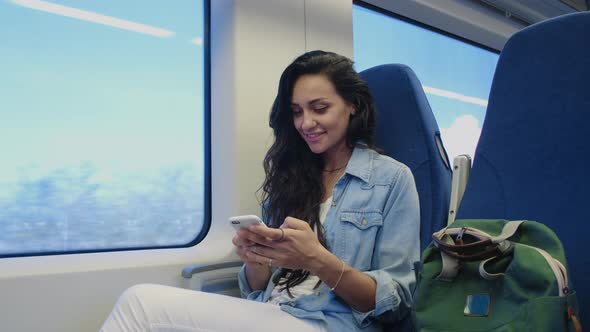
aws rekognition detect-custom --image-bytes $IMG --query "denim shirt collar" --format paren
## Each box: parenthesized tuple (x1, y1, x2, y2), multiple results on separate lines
(344, 143, 373, 184)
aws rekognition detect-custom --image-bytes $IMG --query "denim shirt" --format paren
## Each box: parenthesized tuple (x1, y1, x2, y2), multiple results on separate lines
(238, 145, 420, 331)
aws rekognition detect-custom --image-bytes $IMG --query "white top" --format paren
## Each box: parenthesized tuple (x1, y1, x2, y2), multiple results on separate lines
(267, 197, 332, 305)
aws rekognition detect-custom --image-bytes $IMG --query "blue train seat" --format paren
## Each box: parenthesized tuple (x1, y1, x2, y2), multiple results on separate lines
(457, 12, 590, 327)
(360, 64, 452, 252)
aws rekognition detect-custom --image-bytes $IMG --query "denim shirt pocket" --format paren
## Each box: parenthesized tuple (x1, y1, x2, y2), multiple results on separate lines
(339, 210, 383, 270)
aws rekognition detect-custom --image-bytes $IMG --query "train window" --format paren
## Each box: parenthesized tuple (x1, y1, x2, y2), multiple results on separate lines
(353, 2, 499, 161)
(0, 0, 209, 257)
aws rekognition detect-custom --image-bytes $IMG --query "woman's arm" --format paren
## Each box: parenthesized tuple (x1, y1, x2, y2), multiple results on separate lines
(233, 229, 273, 291)
(311, 248, 377, 312)
(243, 262, 272, 291)
(355, 166, 420, 324)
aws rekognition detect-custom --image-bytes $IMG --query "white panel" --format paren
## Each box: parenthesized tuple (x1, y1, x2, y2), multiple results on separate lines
(232, 0, 305, 216)
(483, 0, 578, 23)
(362, 0, 526, 50)
(305, 0, 354, 58)
(0, 265, 190, 332)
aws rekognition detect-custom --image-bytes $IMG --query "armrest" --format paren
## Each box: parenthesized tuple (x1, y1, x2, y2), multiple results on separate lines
(447, 154, 472, 226)
(182, 261, 244, 279)
(181, 261, 243, 297)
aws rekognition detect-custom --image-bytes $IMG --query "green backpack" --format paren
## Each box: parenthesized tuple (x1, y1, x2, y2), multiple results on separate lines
(413, 219, 581, 332)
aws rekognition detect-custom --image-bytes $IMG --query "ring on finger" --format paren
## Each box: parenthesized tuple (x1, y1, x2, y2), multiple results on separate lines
(277, 228, 285, 242)
(268, 258, 273, 267)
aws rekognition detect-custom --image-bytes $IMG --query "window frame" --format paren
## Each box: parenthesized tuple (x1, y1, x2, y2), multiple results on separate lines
(354, 0, 501, 54)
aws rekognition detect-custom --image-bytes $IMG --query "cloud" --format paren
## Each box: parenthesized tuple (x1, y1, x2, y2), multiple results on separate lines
(439, 115, 482, 162)
(191, 37, 203, 46)
(12, 0, 175, 37)
(423, 85, 488, 107)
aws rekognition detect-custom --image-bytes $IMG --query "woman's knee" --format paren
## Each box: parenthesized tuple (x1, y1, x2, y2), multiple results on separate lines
(101, 284, 166, 332)
(115, 283, 169, 310)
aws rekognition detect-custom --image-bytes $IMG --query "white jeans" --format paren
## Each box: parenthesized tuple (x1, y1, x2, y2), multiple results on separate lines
(99, 284, 328, 332)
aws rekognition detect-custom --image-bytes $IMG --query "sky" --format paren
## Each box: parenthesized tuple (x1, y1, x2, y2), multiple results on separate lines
(353, 5, 500, 161)
(0, 0, 206, 183)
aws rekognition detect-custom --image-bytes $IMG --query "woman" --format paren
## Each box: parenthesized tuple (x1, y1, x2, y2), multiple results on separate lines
(100, 51, 419, 332)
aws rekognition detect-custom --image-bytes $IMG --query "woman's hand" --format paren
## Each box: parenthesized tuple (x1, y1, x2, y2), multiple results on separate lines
(232, 228, 270, 266)
(243, 217, 377, 312)
(245, 216, 330, 273)
(232, 227, 274, 290)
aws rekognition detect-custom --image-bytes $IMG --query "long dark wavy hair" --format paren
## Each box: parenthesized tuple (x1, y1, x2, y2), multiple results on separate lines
(260, 50, 376, 295)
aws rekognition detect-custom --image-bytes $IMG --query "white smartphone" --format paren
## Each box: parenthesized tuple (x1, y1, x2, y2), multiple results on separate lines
(229, 215, 266, 231)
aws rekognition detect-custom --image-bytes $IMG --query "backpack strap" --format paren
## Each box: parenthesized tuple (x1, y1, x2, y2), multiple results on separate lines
(490, 220, 525, 243)
(475, 221, 570, 297)
(434, 221, 525, 281)
(436, 242, 462, 281)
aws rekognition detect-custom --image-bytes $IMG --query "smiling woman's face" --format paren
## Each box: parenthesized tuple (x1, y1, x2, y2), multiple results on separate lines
(291, 74, 354, 157)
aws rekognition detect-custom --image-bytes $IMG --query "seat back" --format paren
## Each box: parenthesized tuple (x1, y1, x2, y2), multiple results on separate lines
(457, 12, 590, 327)
(361, 64, 452, 251)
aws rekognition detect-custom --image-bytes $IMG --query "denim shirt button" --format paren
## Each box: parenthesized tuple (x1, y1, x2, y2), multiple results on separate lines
(289, 301, 296, 306)
(361, 218, 367, 225)
(331, 200, 336, 207)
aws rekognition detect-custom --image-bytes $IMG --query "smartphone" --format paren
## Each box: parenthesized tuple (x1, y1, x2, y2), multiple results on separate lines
(229, 215, 266, 231)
